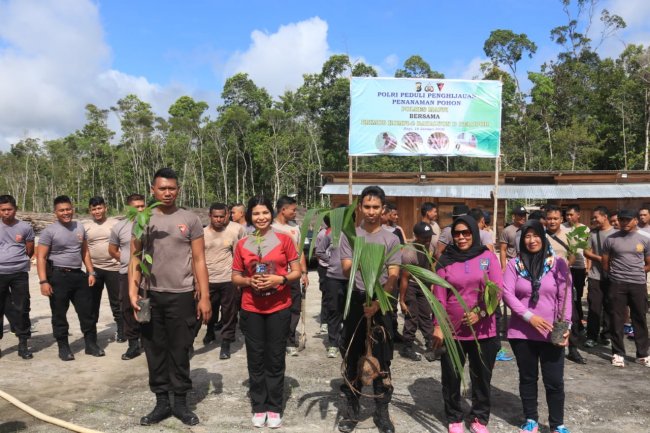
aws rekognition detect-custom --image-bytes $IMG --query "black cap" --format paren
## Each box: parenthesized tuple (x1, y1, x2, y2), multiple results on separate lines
(618, 209, 637, 219)
(512, 206, 528, 215)
(452, 205, 470, 217)
(413, 222, 433, 238)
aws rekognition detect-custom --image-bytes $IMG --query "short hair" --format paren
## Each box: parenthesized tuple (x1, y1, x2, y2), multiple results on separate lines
(88, 196, 105, 207)
(610, 210, 619, 218)
(152, 167, 178, 183)
(126, 193, 145, 205)
(323, 214, 331, 227)
(209, 202, 228, 213)
(385, 202, 397, 211)
(469, 208, 485, 223)
(593, 206, 609, 218)
(529, 210, 545, 220)
(53, 195, 72, 207)
(230, 203, 245, 211)
(276, 195, 296, 212)
(246, 196, 274, 225)
(359, 185, 386, 206)
(640, 204, 650, 213)
(0, 194, 17, 208)
(545, 204, 561, 215)
(566, 204, 580, 213)
(420, 201, 437, 217)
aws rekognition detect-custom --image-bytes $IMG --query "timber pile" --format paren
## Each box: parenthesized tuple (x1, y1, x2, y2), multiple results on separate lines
(17, 212, 56, 235)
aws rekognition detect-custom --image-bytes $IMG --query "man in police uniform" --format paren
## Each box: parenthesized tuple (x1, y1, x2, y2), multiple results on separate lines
(37, 195, 103, 361)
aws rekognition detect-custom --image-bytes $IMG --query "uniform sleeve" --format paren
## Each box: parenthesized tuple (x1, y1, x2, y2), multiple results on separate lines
(498, 227, 508, 245)
(38, 227, 53, 247)
(79, 224, 87, 240)
(109, 225, 120, 246)
(24, 225, 35, 242)
(400, 247, 416, 266)
(339, 233, 353, 261)
(188, 215, 204, 241)
(282, 233, 299, 263)
(502, 259, 530, 319)
(602, 237, 612, 255)
(385, 233, 402, 266)
(315, 231, 331, 262)
(554, 259, 573, 322)
(237, 224, 246, 240)
(439, 228, 451, 246)
(232, 239, 245, 273)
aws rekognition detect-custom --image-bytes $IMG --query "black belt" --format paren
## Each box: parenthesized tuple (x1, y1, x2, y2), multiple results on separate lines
(52, 266, 82, 273)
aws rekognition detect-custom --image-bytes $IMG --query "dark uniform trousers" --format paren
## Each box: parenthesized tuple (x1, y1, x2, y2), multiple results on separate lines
(340, 291, 393, 404)
(570, 267, 586, 327)
(317, 265, 328, 324)
(324, 277, 347, 348)
(441, 337, 499, 425)
(608, 280, 649, 358)
(287, 280, 302, 347)
(586, 277, 611, 341)
(141, 290, 196, 394)
(402, 284, 434, 345)
(91, 267, 121, 325)
(118, 274, 140, 340)
(0, 272, 31, 339)
(207, 282, 239, 341)
(240, 307, 291, 413)
(49, 269, 96, 340)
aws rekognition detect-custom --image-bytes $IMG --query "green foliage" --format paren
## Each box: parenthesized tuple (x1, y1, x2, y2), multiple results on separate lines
(126, 201, 160, 276)
(566, 225, 589, 257)
(483, 275, 501, 316)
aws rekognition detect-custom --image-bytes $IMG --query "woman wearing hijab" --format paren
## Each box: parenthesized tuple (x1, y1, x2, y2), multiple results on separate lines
(432, 215, 503, 433)
(502, 220, 572, 433)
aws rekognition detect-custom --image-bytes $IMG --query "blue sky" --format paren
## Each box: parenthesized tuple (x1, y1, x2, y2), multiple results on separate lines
(0, 0, 649, 149)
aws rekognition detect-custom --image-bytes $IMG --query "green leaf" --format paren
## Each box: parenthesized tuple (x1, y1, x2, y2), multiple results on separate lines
(483, 275, 501, 315)
(358, 242, 386, 304)
(143, 253, 153, 264)
(125, 205, 138, 221)
(328, 207, 346, 247)
(133, 224, 144, 240)
(308, 211, 325, 262)
(343, 236, 365, 319)
(297, 208, 322, 259)
(402, 264, 454, 290)
(139, 262, 150, 276)
(341, 200, 358, 249)
(136, 211, 148, 230)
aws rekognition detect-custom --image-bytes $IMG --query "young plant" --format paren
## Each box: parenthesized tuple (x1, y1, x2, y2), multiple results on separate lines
(125, 201, 160, 277)
(566, 225, 589, 257)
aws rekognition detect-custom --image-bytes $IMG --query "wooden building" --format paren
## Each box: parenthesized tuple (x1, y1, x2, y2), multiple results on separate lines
(321, 170, 650, 239)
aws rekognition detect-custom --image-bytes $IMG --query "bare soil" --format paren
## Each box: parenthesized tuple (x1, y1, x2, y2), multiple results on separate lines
(1, 269, 649, 433)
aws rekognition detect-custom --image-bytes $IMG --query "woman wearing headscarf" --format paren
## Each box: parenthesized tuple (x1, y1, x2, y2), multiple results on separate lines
(432, 215, 503, 433)
(502, 220, 572, 433)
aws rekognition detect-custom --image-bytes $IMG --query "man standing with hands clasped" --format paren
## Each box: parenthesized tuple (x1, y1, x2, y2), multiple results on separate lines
(37, 195, 104, 361)
(129, 168, 212, 426)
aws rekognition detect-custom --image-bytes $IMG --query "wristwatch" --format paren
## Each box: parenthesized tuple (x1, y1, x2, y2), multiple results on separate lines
(89, 271, 97, 276)
(282, 276, 288, 285)
(39, 280, 49, 285)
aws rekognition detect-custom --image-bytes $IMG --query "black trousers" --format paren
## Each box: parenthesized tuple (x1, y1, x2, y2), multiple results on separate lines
(91, 267, 121, 326)
(317, 265, 328, 324)
(0, 272, 31, 339)
(608, 280, 649, 358)
(206, 282, 239, 342)
(240, 308, 291, 413)
(49, 269, 96, 340)
(441, 337, 499, 425)
(402, 284, 433, 345)
(324, 277, 347, 347)
(141, 291, 196, 394)
(340, 291, 393, 405)
(586, 277, 611, 341)
(287, 280, 302, 347)
(118, 274, 140, 340)
(509, 339, 565, 431)
(570, 268, 586, 327)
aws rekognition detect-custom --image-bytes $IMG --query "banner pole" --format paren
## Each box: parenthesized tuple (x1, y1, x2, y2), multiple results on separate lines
(348, 155, 353, 204)
(492, 156, 500, 235)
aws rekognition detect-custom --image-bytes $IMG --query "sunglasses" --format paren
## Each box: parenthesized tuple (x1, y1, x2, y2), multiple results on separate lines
(452, 229, 472, 238)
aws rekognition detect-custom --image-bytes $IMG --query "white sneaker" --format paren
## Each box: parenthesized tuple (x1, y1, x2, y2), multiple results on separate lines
(266, 411, 282, 429)
(612, 354, 625, 367)
(251, 412, 266, 428)
(635, 356, 650, 367)
(286, 346, 298, 356)
(327, 346, 339, 358)
(319, 323, 328, 334)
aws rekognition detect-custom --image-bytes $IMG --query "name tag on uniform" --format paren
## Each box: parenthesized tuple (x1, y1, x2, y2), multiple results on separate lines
(479, 258, 489, 270)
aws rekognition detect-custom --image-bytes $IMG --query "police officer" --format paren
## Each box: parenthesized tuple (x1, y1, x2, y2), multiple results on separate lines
(36, 195, 104, 361)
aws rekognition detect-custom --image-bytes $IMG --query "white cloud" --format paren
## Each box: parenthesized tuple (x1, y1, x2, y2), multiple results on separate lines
(224, 17, 330, 96)
(592, 0, 650, 58)
(0, 0, 202, 150)
(383, 54, 399, 70)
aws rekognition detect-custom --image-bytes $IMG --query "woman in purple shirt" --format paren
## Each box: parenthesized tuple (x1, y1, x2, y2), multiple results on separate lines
(432, 215, 503, 433)
(502, 220, 572, 433)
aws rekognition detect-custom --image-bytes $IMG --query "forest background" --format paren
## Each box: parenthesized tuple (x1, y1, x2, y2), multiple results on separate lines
(1, 0, 650, 212)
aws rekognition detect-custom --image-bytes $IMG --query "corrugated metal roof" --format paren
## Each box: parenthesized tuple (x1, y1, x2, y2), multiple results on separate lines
(321, 183, 650, 199)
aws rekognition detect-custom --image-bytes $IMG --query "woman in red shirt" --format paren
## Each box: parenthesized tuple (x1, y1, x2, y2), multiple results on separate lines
(232, 196, 301, 429)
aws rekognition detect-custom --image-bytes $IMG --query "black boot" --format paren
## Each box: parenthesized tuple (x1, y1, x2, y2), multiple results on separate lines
(373, 404, 395, 433)
(84, 333, 105, 357)
(115, 320, 126, 343)
(567, 347, 586, 364)
(57, 338, 75, 361)
(121, 339, 141, 360)
(338, 387, 360, 433)
(18, 338, 33, 359)
(399, 342, 422, 361)
(172, 393, 199, 426)
(423, 340, 437, 362)
(219, 340, 231, 360)
(202, 326, 216, 345)
(140, 392, 172, 425)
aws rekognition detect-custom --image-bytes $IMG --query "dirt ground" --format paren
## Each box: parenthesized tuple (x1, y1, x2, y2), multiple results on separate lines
(1, 269, 649, 433)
